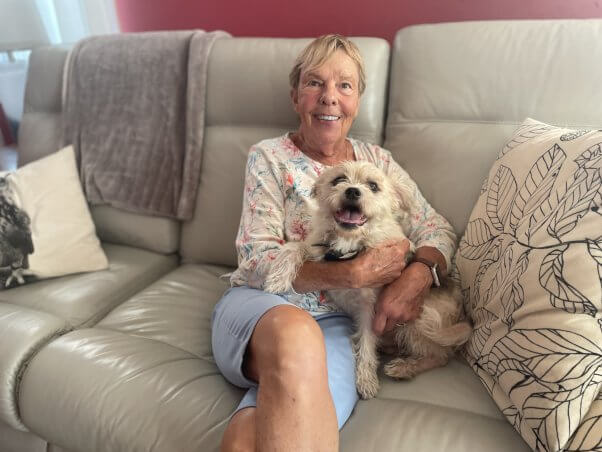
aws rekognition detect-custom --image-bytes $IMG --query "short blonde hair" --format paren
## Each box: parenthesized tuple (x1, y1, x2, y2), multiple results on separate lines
(289, 34, 366, 95)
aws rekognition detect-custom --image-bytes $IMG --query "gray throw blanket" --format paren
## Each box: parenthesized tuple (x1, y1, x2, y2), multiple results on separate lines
(61, 30, 229, 220)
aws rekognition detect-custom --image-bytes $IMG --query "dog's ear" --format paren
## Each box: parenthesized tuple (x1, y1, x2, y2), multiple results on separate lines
(392, 178, 416, 213)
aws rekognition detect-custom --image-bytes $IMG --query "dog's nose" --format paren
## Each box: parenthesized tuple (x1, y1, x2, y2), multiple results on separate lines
(345, 187, 361, 200)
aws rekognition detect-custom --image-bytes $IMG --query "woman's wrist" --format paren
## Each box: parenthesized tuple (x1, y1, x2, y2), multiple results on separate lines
(407, 261, 434, 287)
(292, 259, 358, 293)
(412, 246, 447, 276)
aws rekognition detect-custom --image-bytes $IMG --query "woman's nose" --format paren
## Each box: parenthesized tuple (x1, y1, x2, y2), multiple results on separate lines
(319, 85, 338, 105)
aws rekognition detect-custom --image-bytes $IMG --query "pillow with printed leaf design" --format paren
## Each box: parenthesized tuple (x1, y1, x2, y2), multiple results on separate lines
(0, 145, 108, 289)
(456, 118, 601, 452)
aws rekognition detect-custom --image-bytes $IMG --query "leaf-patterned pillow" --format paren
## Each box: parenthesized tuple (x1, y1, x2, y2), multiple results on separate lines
(456, 118, 602, 451)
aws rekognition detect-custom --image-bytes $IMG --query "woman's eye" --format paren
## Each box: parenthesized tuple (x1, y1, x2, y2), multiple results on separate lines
(332, 176, 348, 186)
(341, 82, 352, 89)
(309, 80, 321, 87)
(368, 182, 379, 192)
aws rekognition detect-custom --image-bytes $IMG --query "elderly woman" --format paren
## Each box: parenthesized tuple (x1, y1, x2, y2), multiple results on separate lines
(211, 35, 456, 451)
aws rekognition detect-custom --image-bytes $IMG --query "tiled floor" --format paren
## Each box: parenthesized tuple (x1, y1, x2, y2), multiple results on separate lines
(0, 146, 18, 171)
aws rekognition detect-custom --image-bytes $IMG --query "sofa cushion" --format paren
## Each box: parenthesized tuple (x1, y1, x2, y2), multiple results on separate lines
(179, 37, 390, 266)
(0, 146, 108, 289)
(0, 243, 178, 328)
(20, 47, 181, 255)
(385, 20, 602, 236)
(18, 259, 530, 452)
(90, 205, 180, 255)
(456, 119, 602, 451)
(341, 360, 530, 451)
(0, 303, 70, 430)
(18, 328, 242, 452)
(0, 421, 47, 452)
(98, 263, 231, 360)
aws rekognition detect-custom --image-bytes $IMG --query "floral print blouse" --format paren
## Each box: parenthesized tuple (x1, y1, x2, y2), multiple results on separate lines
(229, 134, 457, 314)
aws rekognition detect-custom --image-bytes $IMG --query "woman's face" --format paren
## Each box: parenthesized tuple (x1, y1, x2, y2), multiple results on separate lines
(292, 50, 360, 151)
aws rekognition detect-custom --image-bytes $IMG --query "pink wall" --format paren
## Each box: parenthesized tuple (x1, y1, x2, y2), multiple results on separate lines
(115, 0, 602, 43)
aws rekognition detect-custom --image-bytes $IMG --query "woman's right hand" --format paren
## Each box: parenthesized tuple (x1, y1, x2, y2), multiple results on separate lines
(350, 239, 410, 288)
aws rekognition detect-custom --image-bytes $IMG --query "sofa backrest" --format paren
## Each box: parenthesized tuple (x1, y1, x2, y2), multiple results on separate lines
(384, 19, 602, 236)
(179, 37, 390, 266)
(19, 47, 180, 255)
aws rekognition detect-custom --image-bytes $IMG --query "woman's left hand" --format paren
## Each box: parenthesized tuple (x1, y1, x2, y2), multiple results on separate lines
(372, 262, 433, 336)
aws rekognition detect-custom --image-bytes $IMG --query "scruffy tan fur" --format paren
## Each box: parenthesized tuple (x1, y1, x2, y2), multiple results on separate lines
(265, 161, 471, 399)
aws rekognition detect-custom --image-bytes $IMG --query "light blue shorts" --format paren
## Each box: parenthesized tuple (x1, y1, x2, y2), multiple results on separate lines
(211, 286, 359, 429)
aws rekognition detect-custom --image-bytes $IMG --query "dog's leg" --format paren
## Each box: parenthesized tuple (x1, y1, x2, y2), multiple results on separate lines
(383, 354, 449, 380)
(352, 290, 380, 399)
(426, 321, 472, 347)
(264, 242, 309, 293)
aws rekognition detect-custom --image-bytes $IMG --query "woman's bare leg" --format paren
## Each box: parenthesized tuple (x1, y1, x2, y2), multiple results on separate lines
(220, 305, 338, 452)
(221, 407, 257, 452)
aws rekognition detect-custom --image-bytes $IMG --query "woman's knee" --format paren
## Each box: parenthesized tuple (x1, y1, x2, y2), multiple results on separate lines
(246, 305, 327, 381)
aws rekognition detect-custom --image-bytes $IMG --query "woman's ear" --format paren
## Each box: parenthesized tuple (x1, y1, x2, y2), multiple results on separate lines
(290, 88, 299, 113)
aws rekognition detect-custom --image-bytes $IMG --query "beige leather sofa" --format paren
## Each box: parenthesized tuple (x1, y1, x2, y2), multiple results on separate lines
(3, 19, 601, 452)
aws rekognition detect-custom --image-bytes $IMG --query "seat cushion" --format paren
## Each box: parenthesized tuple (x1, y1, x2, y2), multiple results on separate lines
(18, 329, 242, 452)
(0, 243, 178, 328)
(0, 421, 47, 452)
(339, 358, 530, 452)
(21, 261, 529, 451)
(98, 263, 231, 360)
(18, 264, 236, 452)
(0, 303, 70, 430)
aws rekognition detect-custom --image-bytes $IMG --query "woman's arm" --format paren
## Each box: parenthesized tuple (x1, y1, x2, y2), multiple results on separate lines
(292, 239, 410, 293)
(232, 146, 288, 289)
(372, 148, 458, 335)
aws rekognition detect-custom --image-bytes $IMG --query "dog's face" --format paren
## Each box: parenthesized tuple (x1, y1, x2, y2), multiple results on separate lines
(312, 161, 412, 237)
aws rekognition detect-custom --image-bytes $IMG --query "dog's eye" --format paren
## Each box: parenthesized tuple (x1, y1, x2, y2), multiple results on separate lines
(368, 181, 379, 192)
(331, 176, 348, 186)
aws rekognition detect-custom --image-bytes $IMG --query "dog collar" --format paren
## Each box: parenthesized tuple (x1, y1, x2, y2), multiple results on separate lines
(324, 249, 360, 261)
(311, 243, 361, 261)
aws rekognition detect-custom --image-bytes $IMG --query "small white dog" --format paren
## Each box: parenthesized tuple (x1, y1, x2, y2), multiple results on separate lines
(265, 161, 471, 399)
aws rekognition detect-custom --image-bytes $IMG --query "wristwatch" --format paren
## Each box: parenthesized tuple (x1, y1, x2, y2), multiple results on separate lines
(412, 257, 441, 288)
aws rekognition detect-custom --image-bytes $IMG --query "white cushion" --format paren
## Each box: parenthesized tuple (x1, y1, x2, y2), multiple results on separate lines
(0, 145, 107, 288)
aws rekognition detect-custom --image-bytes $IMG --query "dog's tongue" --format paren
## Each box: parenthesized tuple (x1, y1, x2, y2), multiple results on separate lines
(335, 208, 366, 224)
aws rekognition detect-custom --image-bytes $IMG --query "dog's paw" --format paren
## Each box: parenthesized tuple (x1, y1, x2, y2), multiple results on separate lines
(384, 355, 448, 380)
(264, 274, 288, 294)
(355, 358, 380, 399)
(356, 372, 380, 399)
(384, 357, 418, 380)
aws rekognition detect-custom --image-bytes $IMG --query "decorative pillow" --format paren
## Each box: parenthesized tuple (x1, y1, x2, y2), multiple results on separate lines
(456, 118, 601, 451)
(0, 145, 108, 288)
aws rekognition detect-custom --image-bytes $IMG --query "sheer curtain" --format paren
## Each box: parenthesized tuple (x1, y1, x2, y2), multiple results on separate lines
(0, 0, 120, 63)
(36, 0, 120, 46)
(0, 0, 120, 131)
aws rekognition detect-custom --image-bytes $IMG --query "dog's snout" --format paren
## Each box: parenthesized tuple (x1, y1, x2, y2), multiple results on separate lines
(345, 187, 361, 200)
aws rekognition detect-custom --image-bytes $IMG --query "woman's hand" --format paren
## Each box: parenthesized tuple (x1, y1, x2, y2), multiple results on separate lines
(372, 261, 433, 335)
(350, 239, 411, 289)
